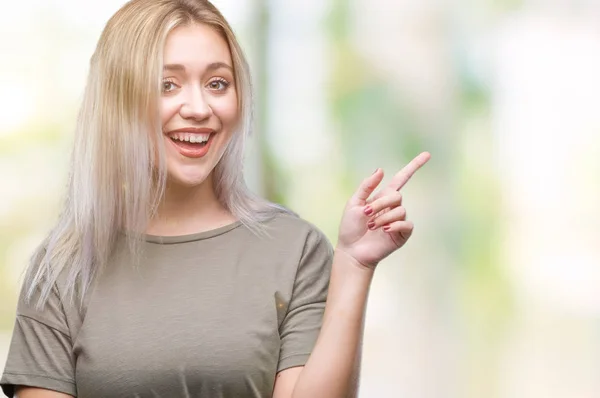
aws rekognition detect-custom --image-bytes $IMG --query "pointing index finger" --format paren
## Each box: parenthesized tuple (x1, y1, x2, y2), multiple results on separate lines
(389, 152, 431, 191)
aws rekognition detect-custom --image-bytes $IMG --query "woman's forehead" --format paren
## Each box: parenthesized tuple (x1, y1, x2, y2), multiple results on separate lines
(163, 23, 232, 68)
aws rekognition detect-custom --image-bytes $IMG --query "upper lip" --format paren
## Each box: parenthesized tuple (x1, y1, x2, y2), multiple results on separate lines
(166, 127, 215, 135)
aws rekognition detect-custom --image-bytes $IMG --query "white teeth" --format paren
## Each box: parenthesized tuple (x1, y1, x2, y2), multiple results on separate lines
(169, 133, 211, 143)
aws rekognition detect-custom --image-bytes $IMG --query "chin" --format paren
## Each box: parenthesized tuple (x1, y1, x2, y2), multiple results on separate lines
(167, 168, 212, 188)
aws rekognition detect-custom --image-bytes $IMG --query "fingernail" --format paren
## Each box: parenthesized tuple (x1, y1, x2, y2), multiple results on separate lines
(368, 221, 376, 229)
(364, 206, 373, 216)
(383, 225, 390, 232)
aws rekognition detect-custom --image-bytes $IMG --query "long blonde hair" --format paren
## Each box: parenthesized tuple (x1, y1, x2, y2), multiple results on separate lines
(26, 0, 291, 308)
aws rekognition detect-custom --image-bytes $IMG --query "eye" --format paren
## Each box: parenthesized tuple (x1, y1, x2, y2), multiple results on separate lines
(162, 79, 179, 93)
(207, 78, 230, 92)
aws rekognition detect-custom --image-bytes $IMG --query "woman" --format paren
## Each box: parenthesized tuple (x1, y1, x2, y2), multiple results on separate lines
(1, 0, 429, 397)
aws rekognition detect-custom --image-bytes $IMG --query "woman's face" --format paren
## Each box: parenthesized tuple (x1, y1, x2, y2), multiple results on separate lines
(160, 23, 238, 188)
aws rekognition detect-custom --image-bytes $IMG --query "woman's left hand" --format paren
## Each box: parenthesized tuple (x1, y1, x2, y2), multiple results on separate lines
(336, 152, 431, 269)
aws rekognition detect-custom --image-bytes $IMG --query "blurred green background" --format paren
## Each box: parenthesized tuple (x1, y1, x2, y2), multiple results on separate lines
(1, 0, 599, 397)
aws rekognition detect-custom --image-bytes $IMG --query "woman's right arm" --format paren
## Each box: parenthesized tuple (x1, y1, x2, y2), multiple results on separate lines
(14, 387, 74, 398)
(1, 281, 77, 397)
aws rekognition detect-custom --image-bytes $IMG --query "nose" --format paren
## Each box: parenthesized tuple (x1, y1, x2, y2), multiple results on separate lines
(179, 86, 213, 121)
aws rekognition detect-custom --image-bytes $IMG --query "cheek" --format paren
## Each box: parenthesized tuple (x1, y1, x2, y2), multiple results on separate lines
(160, 97, 180, 126)
(212, 94, 239, 128)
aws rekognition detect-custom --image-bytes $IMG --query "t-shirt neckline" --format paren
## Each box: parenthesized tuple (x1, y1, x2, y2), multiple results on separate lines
(140, 220, 243, 244)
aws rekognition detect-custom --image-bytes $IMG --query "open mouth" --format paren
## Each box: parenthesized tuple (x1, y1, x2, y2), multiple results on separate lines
(166, 131, 216, 158)
(168, 132, 213, 148)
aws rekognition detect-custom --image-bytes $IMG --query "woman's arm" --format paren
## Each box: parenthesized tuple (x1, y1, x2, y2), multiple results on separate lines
(273, 153, 430, 398)
(290, 249, 373, 398)
(15, 387, 74, 398)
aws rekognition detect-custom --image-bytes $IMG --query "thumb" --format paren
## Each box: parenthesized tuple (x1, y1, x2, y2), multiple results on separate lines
(351, 168, 384, 205)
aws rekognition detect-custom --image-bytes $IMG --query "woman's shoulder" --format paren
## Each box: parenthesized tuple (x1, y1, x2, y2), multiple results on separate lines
(256, 212, 333, 249)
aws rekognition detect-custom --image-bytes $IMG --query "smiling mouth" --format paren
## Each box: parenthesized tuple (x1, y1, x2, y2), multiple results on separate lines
(168, 132, 213, 147)
(165, 131, 216, 159)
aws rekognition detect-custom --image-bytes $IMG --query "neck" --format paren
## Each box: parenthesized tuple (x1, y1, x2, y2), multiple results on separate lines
(146, 174, 237, 236)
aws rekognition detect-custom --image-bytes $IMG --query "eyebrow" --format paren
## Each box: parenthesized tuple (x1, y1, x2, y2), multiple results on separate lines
(163, 62, 233, 72)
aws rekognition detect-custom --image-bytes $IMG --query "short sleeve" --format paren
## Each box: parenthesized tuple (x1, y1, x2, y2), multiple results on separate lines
(277, 227, 334, 372)
(1, 281, 77, 397)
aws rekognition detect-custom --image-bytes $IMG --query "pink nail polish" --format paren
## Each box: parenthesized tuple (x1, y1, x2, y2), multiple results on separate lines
(364, 206, 373, 216)
(383, 225, 390, 232)
(368, 221, 375, 229)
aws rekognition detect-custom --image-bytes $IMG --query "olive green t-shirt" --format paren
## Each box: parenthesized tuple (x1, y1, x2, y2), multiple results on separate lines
(1, 214, 333, 397)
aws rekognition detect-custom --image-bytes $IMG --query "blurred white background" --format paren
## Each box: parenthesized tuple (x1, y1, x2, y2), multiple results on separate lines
(1, 1, 599, 397)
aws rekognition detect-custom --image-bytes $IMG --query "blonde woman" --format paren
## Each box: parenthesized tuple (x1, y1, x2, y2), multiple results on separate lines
(0, 0, 429, 397)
